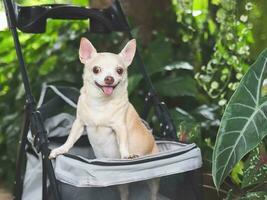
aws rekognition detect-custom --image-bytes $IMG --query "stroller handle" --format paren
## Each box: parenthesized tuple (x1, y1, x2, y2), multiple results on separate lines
(5, 1, 129, 33)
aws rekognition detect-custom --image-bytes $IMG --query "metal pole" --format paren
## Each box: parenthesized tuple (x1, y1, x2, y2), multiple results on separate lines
(3, 0, 35, 105)
(14, 111, 30, 200)
(3, 1, 61, 199)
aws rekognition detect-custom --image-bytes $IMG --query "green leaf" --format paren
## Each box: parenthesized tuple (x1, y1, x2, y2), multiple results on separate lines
(240, 191, 267, 200)
(212, 49, 267, 189)
(144, 37, 172, 75)
(193, 0, 208, 14)
(170, 108, 202, 145)
(224, 189, 234, 200)
(230, 161, 244, 185)
(211, 0, 220, 5)
(128, 74, 143, 95)
(170, 107, 195, 124)
(164, 61, 193, 71)
(74, 0, 89, 6)
(154, 75, 197, 97)
(242, 144, 267, 188)
(38, 55, 57, 76)
(208, 19, 216, 35)
(192, 0, 208, 25)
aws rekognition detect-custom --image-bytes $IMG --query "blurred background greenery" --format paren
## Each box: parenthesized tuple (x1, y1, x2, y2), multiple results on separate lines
(0, 0, 267, 199)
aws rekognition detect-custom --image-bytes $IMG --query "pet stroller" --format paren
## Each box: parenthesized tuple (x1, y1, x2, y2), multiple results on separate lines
(3, 0, 203, 199)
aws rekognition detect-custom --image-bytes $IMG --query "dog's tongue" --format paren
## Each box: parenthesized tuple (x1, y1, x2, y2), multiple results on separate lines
(102, 86, 114, 96)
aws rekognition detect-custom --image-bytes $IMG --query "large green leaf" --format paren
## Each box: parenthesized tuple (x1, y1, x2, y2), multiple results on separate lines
(143, 37, 172, 75)
(154, 75, 198, 97)
(128, 74, 143, 95)
(212, 49, 267, 189)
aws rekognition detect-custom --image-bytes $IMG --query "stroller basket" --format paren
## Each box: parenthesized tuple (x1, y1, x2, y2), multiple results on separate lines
(21, 85, 202, 200)
(56, 141, 201, 187)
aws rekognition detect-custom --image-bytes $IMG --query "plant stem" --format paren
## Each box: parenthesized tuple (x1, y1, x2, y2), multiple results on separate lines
(202, 184, 228, 195)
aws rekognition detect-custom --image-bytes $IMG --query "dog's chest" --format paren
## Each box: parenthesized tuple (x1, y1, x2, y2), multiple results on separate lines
(86, 126, 120, 158)
(78, 98, 118, 127)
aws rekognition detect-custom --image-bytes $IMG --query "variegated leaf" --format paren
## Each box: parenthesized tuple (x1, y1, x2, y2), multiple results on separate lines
(212, 49, 267, 188)
(242, 144, 267, 188)
(240, 191, 267, 200)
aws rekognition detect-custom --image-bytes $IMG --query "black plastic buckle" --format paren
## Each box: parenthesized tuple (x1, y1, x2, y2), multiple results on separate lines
(30, 111, 48, 153)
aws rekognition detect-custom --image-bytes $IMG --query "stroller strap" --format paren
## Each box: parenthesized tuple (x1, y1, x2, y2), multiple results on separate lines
(37, 83, 77, 109)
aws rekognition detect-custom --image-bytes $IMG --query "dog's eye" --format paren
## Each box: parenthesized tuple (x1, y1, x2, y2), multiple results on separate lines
(116, 67, 123, 75)
(93, 66, 101, 74)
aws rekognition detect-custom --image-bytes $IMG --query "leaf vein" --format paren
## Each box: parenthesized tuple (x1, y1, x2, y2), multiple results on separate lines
(256, 58, 267, 103)
(231, 103, 254, 110)
(227, 116, 249, 121)
(252, 69, 259, 80)
(223, 130, 240, 136)
(252, 119, 260, 139)
(258, 109, 267, 120)
(216, 146, 235, 159)
(243, 85, 257, 104)
(241, 135, 247, 150)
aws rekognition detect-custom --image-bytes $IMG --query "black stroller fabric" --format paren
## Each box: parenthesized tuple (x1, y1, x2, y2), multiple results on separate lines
(22, 84, 202, 200)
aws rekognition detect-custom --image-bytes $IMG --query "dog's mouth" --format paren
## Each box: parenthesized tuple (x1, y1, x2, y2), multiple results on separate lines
(95, 81, 120, 96)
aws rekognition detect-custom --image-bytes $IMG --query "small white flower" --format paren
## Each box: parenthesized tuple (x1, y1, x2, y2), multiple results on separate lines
(211, 81, 219, 89)
(236, 73, 243, 80)
(240, 15, 248, 22)
(192, 10, 202, 17)
(245, 2, 253, 11)
(219, 99, 227, 106)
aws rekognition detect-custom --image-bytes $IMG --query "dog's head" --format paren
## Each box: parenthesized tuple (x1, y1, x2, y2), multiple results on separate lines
(79, 37, 136, 97)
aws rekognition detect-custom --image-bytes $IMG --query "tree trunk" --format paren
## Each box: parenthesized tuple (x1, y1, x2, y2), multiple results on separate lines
(90, 0, 171, 44)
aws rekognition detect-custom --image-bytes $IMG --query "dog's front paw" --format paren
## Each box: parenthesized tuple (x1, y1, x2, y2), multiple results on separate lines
(123, 154, 139, 159)
(49, 145, 69, 159)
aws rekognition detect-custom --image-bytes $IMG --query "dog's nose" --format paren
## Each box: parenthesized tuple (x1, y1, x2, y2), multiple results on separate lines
(104, 76, 114, 85)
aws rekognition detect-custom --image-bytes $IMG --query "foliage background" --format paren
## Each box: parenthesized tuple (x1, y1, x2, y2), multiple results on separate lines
(0, 0, 267, 199)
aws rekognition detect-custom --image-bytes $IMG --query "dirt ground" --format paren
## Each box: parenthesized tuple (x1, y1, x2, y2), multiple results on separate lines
(0, 184, 12, 200)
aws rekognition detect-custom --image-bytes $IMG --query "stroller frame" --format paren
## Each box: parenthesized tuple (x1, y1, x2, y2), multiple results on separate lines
(3, 0, 201, 200)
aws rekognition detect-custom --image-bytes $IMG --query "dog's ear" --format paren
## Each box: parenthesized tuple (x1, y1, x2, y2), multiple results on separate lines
(79, 37, 97, 64)
(119, 39, 136, 67)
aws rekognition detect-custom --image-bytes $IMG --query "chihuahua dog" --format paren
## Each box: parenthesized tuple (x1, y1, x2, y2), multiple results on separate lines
(49, 38, 159, 200)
